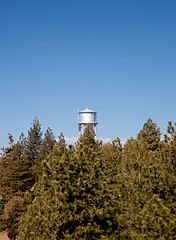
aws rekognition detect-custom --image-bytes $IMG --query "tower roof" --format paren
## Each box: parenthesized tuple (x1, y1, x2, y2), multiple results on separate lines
(78, 108, 96, 113)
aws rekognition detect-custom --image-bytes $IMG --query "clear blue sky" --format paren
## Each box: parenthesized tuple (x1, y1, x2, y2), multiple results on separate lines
(0, 0, 176, 148)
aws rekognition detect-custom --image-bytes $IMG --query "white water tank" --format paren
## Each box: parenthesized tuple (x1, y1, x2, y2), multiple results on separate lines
(77, 108, 98, 136)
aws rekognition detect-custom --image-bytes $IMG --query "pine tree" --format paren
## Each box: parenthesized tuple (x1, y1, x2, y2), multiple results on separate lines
(57, 132, 65, 147)
(24, 117, 43, 186)
(19, 126, 119, 239)
(117, 120, 176, 239)
(138, 118, 161, 151)
(101, 138, 122, 181)
(0, 133, 29, 201)
(166, 121, 176, 174)
(56, 132, 66, 156)
(25, 117, 42, 159)
(0, 118, 175, 239)
(38, 127, 56, 160)
(159, 122, 176, 213)
(0, 119, 49, 238)
(136, 195, 176, 239)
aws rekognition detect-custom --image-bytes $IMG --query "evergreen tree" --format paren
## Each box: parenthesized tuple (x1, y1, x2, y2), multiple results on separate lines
(0, 118, 175, 239)
(56, 132, 66, 155)
(25, 117, 42, 159)
(57, 132, 65, 147)
(0, 133, 28, 201)
(101, 138, 122, 181)
(136, 195, 176, 239)
(19, 126, 119, 239)
(76, 124, 102, 153)
(167, 121, 176, 174)
(117, 121, 175, 239)
(138, 118, 161, 151)
(24, 117, 43, 186)
(160, 122, 176, 213)
(0, 119, 53, 237)
(39, 127, 56, 159)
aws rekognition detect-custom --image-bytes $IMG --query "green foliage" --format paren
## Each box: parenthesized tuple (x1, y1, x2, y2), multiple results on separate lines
(56, 132, 66, 155)
(101, 138, 122, 178)
(136, 195, 176, 240)
(57, 132, 66, 147)
(24, 117, 43, 184)
(76, 124, 102, 152)
(0, 118, 57, 203)
(0, 118, 176, 239)
(0, 118, 57, 237)
(0, 133, 28, 201)
(40, 127, 56, 155)
(38, 127, 56, 166)
(138, 118, 161, 151)
(19, 127, 119, 239)
(115, 119, 175, 239)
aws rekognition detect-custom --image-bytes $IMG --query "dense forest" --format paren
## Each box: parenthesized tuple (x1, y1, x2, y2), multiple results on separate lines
(0, 118, 175, 239)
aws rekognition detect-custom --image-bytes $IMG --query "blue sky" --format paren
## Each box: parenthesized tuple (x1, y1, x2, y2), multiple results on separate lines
(0, 0, 176, 148)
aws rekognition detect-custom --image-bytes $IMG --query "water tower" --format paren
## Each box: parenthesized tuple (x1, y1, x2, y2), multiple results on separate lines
(77, 108, 98, 136)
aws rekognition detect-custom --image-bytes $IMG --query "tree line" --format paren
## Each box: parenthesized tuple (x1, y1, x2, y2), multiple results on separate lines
(0, 118, 175, 239)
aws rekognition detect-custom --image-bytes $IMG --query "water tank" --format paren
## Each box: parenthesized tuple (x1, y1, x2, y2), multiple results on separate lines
(77, 108, 98, 136)
(78, 108, 97, 124)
